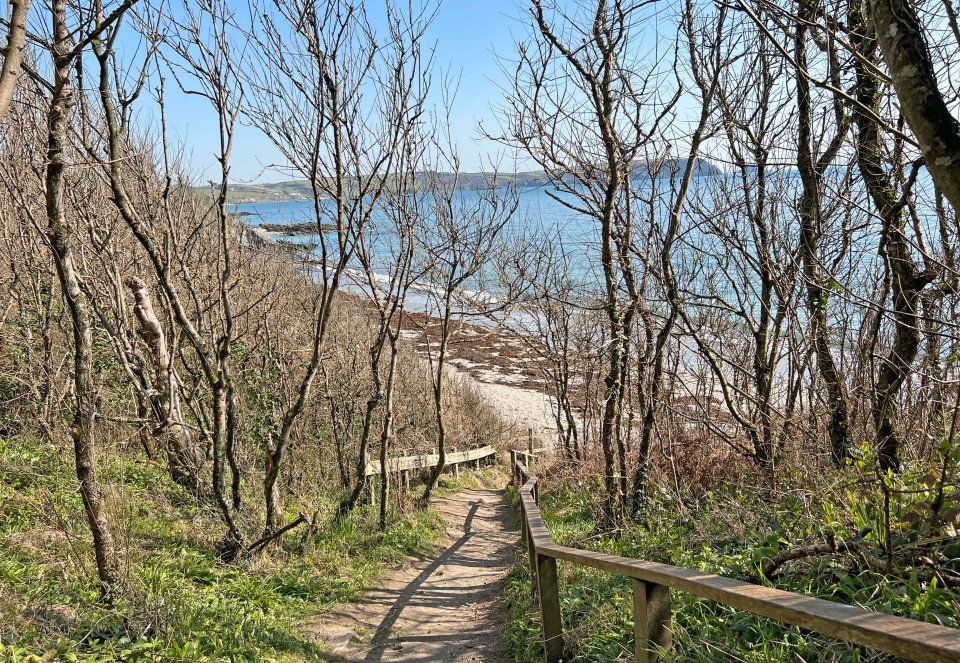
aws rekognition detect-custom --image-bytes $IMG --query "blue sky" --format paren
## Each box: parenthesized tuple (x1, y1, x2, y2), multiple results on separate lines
(163, 1, 530, 184)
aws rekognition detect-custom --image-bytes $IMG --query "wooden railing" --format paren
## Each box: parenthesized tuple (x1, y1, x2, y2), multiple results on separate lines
(510, 451, 960, 663)
(363, 444, 497, 477)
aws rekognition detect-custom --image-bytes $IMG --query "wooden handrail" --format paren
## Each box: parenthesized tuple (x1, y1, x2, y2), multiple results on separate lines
(363, 444, 497, 476)
(510, 452, 960, 663)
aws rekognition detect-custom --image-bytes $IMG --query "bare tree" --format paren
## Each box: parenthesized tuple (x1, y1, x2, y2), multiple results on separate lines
(792, 0, 851, 464)
(512, 227, 589, 462)
(355, 33, 434, 527)
(41, 0, 123, 597)
(88, 0, 248, 552)
(243, 0, 435, 536)
(418, 159, 517, 507)
(495, 0, 681, 521)
(847, 0, 935, 471)
(0, 0, 30, 119)
(671, 2, 801, 469)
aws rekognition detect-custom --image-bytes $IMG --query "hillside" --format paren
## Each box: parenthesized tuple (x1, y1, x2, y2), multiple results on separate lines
(218, 159, 722, 203)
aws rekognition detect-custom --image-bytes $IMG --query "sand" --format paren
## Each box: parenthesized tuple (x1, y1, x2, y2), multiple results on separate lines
(447, 360, 556, 438)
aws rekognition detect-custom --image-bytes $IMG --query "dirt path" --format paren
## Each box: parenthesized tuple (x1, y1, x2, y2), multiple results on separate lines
(305, 488, 518, 662)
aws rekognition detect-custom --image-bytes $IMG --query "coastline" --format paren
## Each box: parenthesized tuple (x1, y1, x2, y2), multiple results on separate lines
(398, 312, 558, 437)
(239, 210, 558, 438)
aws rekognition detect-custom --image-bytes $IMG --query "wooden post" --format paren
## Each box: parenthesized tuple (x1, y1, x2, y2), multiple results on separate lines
(537, 553, 564, 663)
(453, 448, 460, 478)
(520, 493, 528, 545)
(528, 527, 538, 600)
(510, 450, 517, 485)
(633, 579, 671, 663)
(528, 428, 533, 455)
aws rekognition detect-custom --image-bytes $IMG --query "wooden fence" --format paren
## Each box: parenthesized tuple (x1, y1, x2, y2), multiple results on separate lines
(363, 444, 497, 477)
(510, 451, 960, 663)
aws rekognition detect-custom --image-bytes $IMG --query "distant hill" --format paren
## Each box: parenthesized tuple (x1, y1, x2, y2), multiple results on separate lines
(632, 158, 722, 178)
(218, 158, 721, 203)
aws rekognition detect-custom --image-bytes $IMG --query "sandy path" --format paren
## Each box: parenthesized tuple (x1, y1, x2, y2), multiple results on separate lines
(304, 488, 518, 662)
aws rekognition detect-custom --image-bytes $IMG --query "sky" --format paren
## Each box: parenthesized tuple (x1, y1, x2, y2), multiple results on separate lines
(162, 0, 531, 185)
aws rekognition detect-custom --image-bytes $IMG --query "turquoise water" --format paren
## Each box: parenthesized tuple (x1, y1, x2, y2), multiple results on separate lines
(231, 170, 939, 324)
(232, 184, 602, 309)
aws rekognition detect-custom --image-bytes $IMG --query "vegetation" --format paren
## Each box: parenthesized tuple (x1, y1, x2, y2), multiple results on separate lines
(2, 0, 960, 660)
(504, 448, 960, 661)
(0, 0, 507, 643)
(493, 0, 960, 657)
(0, 434, 447, 661)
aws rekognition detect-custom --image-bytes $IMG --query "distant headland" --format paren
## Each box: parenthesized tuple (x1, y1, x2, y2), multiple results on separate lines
(214, 158, 722, 203)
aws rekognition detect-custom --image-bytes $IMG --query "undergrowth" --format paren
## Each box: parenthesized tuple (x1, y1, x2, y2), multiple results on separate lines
(503, 454, 960, 662)
(0, 435, 446, 662)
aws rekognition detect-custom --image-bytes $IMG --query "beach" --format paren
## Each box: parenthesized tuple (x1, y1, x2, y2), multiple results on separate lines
(399, 312, 558, 439)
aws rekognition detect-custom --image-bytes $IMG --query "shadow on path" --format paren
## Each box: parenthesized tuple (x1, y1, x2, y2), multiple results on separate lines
(362, 503, 480, 662)
(303, 488, 517, 662)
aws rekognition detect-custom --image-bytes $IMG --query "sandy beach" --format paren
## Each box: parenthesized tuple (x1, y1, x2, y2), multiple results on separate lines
(399, 313, 558, 439)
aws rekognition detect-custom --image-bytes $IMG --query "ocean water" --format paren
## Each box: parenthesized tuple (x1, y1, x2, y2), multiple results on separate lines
(233, 184, 598, 255)
(231, 170, 937, 328)
(232, 184, 603, 318)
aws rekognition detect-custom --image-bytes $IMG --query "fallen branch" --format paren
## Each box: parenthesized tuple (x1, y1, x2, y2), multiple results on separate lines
(916, 556, 960, 588)
(247, 514, 307, 554)
(761, 528, 871, 578)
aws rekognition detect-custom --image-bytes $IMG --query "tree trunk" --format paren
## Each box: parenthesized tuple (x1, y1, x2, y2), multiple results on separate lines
(422, 291, 455, 507)
(868, 0, 960, 213)
(263, 446, 284, 537)
(125, 276, 198, 491)
(211, 381, 244, 554)
(850, 3, 934, 471)
(46, 0, 119, 597)
(339, 328, 388, 515)
(378, 335, 400, 530)
(795, 1, 851, 464)
(0, 0, 30, 120)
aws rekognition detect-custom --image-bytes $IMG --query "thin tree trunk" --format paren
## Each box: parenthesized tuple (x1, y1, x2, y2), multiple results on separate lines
(795, 0, 851, 464)
(46, 0, 119, 597)
(263, 300, 332, 536)
(378, 334, 400, 530)
(422, 288, 455, 507)
(850, 4, 934, 471)
(339, 328, 388, 515)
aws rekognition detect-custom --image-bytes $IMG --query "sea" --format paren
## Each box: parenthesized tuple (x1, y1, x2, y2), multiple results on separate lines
(232, 184, 604, 323)
(231, 170, 938, 332)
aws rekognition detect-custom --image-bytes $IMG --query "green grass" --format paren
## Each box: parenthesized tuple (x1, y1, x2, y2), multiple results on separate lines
(0, 436, 446, 662)
(432, 464, 509, 496)
(502, 469, 960, 663)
